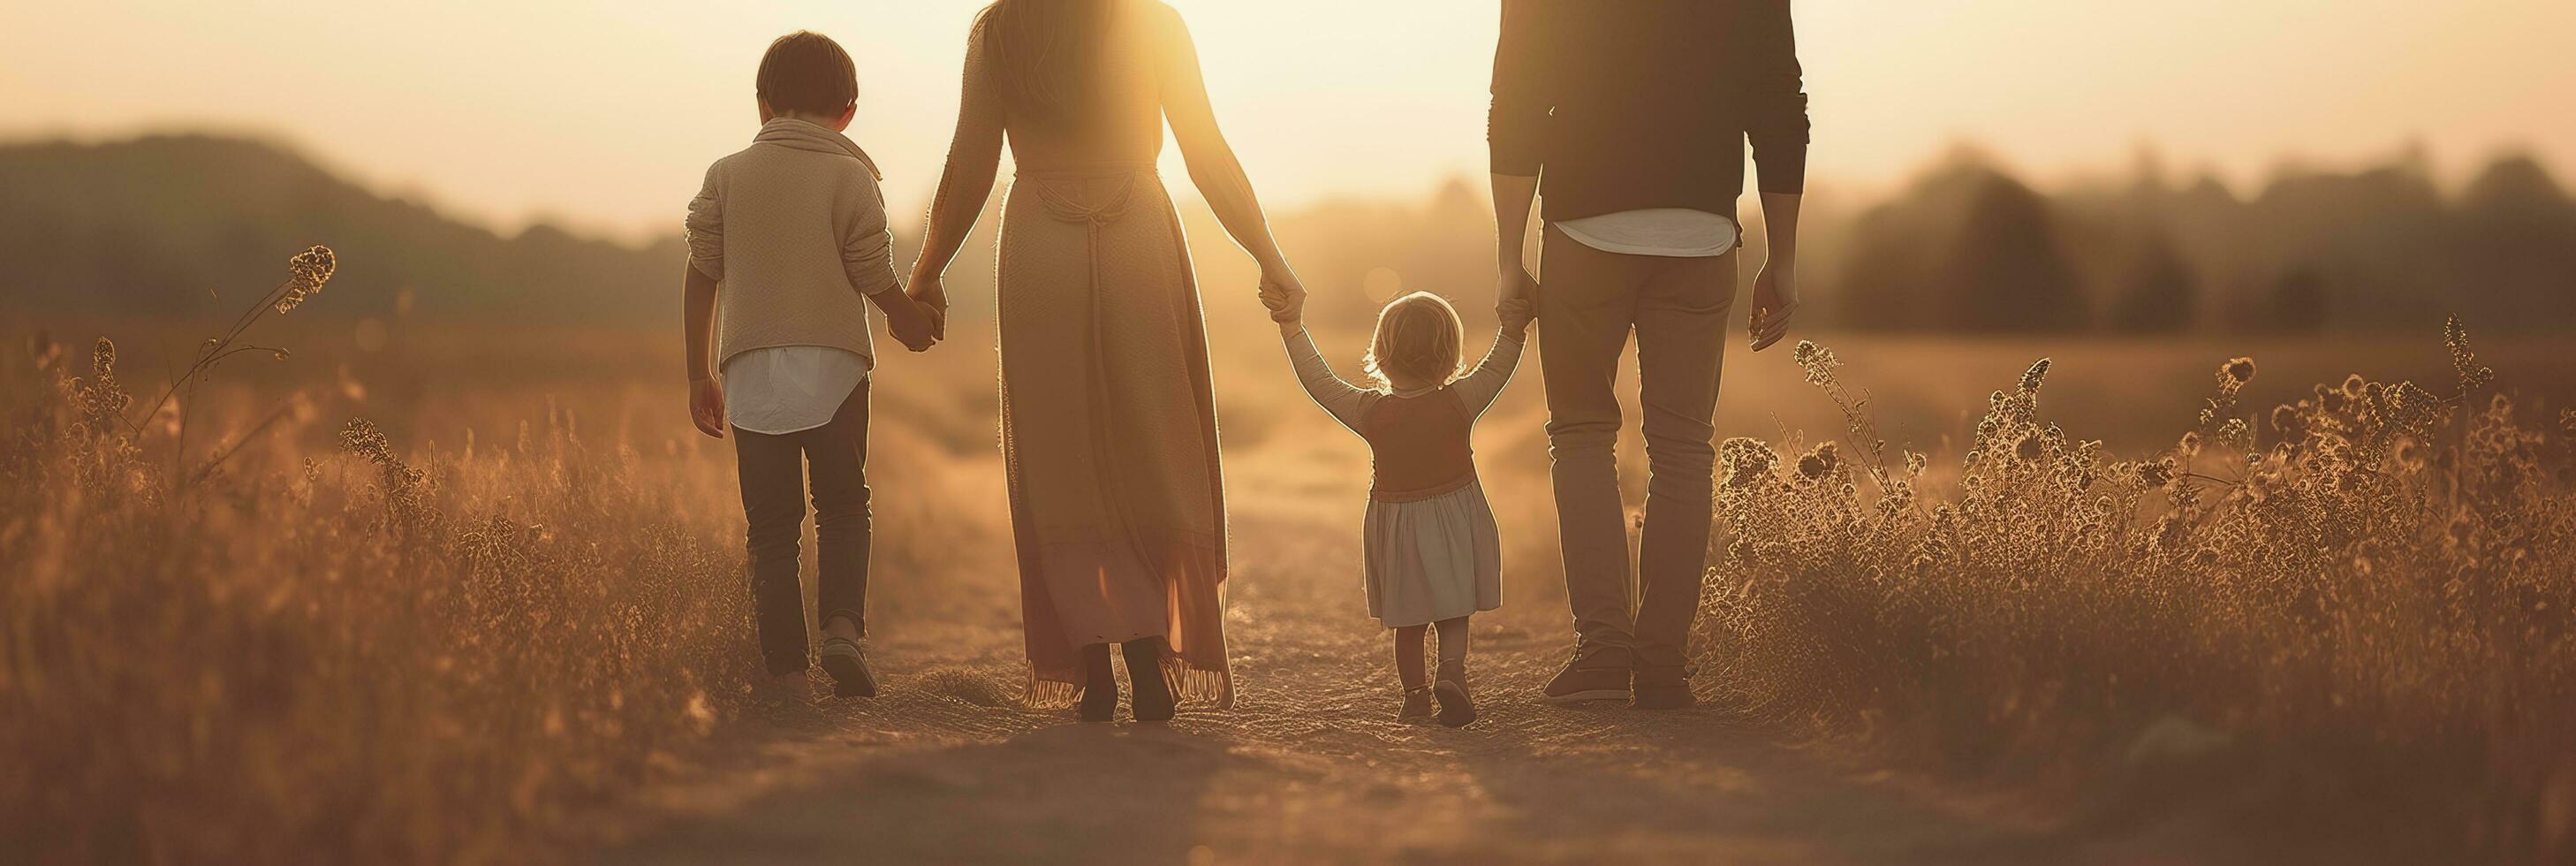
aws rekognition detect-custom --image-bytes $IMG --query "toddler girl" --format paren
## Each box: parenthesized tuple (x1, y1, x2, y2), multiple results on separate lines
(1267, 289, 1533, 726)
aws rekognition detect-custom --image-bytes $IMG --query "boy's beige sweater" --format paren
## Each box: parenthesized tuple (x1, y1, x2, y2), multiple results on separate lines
(685, 118, 899, 370)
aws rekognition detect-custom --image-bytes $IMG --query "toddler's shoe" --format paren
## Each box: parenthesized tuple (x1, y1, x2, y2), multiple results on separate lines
(1434, 660, 1477, 728)
(1398, 684, 1436, 723)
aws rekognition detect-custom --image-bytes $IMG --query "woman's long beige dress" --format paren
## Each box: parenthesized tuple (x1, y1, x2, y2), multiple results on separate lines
(936, 3, 1262, 709)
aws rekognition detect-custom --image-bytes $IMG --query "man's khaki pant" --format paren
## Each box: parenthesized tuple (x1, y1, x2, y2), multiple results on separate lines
(1535, 225, 1735, 669)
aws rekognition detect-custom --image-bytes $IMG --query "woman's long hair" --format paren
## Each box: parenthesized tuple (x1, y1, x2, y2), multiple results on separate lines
(980, 0, 1116, 125)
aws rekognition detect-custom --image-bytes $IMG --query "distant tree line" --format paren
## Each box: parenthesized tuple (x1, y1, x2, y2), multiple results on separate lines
(5, 135, 2569, 335)
(1254, 147, 2576, 336)
(1822, 148, 2576, 333)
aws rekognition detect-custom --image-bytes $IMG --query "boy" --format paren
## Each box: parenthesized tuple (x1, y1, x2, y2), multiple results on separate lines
(683, 30, 937, 700)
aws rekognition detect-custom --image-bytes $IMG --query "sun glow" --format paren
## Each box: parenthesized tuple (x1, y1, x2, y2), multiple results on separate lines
(2, 0, 2571, 238)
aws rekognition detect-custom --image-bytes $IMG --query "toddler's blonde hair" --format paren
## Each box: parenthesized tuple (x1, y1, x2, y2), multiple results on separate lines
(1362, 291, 1464, 391)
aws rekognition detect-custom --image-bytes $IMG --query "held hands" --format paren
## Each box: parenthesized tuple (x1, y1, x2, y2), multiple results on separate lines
(905, 271, 950, 342)
(1497, 297, 1535, 335)
(1496, 263, 1538, 308)
(1496, 264, 1539, 333)
(688, 377, 726, 438)
(1747, 262, 1798, 352)
(1257, 259, 1308, 335)
(883, 297, 938, 353)
(877, 273, 941, 353)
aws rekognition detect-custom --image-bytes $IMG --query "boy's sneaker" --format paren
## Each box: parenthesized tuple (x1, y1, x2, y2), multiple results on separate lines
(1631, 665, 1695, 710)
(1542, 644, 1633, 703)
(755, 668, 812, 704)
(818, 637, 877, 698)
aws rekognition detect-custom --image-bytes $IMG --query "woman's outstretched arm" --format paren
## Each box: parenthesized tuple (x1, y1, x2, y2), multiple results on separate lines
(905, 15, 1008, 338)
(1155, 6, 1302, 298)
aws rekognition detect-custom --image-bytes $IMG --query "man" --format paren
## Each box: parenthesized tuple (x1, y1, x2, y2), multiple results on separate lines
(1489, 0, 1809, 709)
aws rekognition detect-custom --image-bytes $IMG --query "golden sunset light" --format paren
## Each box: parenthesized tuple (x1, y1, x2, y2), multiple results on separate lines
(5, 1, 2572, 236)
(7, 3, 2575, 862)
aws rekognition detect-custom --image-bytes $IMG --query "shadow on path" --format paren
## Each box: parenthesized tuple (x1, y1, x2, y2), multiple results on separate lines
(598, 505, 2072, 863)
(614, 719, 1254, 864)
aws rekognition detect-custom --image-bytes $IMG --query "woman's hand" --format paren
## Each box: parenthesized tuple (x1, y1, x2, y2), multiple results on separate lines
(1258, 259, 1307, 329)
(883, 299, 939, 353)
(905, 271, 950, 341)
(1261, 282, 1306, 336)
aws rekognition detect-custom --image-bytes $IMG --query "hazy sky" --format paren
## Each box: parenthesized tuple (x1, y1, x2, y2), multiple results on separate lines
(6, 1, 2573, 239)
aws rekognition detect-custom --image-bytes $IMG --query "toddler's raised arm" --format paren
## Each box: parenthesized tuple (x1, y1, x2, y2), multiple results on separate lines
(1282, 329, 1372, 433)
(1451, 322, 1528, 420)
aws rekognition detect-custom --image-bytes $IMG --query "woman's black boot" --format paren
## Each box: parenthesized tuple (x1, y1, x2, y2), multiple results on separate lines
(1079, 643, 1118, 722)
(1124, 638, 1176, 722)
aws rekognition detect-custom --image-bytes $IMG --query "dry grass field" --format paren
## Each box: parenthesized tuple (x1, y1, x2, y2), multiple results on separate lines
(5, 262, 2575, 862)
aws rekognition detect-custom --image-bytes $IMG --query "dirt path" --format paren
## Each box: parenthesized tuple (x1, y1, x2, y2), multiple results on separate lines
(589, 484, 2085, 864)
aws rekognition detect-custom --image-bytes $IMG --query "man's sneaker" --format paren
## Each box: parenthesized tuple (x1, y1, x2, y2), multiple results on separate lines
(754, 668, 811, 704)
(818, 636, 877, 698)
(1542, 644, 1634, 703)
(1632, 665, 1695, 710)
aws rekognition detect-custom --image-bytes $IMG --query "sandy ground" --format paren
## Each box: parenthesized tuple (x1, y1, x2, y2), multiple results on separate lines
(584, 449, 2120, 865)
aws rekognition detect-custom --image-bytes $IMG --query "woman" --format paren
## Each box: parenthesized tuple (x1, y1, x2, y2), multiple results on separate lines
(905, 0, 1305, 721)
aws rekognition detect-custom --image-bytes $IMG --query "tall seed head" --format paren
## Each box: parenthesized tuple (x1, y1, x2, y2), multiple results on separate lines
(2221, 357, 2256, 387)
(92, 337, 117, 380)
(2014, 432, 2044, 463)
(1797, 441, 1839, 481)
(274, 245, 339, 314)
(2019, 358, 2051, 393)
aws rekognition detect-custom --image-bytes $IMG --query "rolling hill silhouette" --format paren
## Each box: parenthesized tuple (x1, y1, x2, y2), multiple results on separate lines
(7, 134, 2571, 333)
(0, 134, 683, 323)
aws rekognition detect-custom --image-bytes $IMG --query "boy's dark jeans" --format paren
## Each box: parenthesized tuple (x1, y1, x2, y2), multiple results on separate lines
(732, 382, 871, 676)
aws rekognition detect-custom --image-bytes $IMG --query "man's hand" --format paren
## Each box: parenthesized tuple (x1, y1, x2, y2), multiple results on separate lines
(1749, 190, 1804, 352)
(1495, 264, 1539, 324)
(689, 377, 726, 438)
(1498, 296, 1536, 335)
(1748, 262, 1798, 352)
(905, 272, 950, 341)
